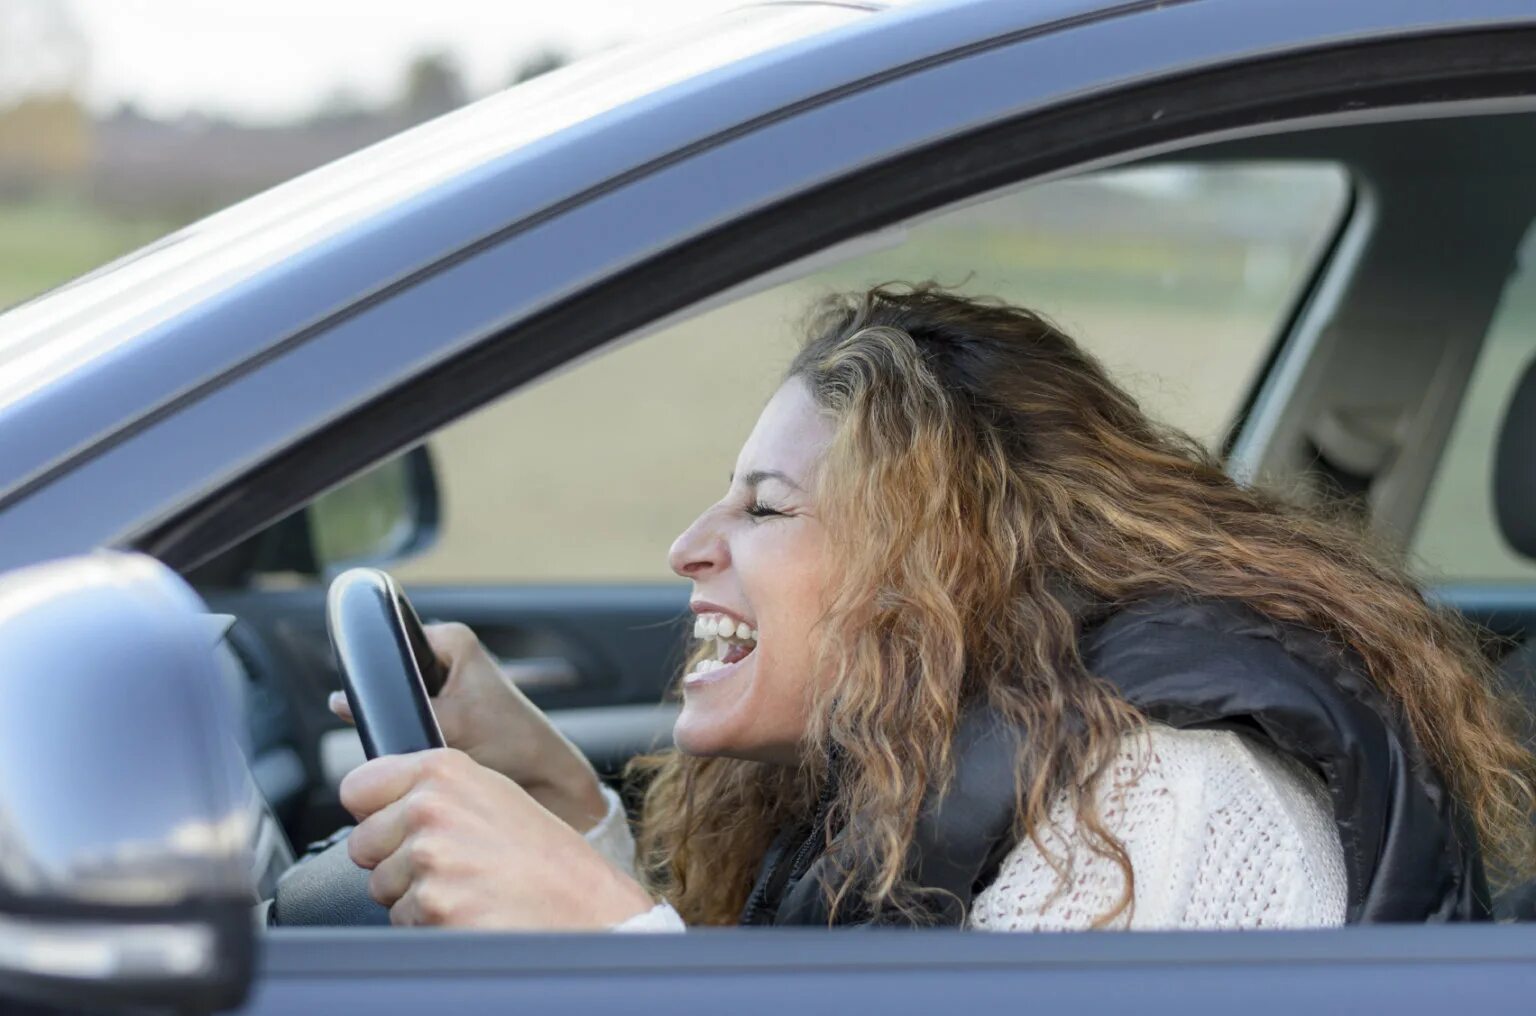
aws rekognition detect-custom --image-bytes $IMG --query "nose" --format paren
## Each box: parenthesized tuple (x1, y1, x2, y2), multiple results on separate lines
(669, 508, 728, 579)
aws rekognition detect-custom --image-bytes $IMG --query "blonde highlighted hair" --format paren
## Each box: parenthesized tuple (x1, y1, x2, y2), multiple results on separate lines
(632, 283, 1536, 926)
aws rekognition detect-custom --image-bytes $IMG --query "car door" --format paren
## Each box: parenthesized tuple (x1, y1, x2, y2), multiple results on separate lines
(12, 0, 1536, 1011)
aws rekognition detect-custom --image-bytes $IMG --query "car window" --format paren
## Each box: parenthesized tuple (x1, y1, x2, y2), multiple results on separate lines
(1411, 223, 1536, 585)
(385, 161, 1348, 584)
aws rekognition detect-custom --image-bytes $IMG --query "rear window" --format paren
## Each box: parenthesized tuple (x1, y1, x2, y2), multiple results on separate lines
(1412, 222, 1536, 584)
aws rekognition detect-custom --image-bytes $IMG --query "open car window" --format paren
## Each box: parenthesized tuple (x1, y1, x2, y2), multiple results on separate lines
(381, 161, 1349, 585)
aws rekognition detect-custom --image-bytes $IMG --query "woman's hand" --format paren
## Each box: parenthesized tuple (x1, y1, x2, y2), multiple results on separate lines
(329, 622, 607, 832)
(341, 747, 655, 929)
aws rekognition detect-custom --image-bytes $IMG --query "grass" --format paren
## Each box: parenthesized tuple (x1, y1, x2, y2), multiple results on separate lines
(0, 196, 179, 311)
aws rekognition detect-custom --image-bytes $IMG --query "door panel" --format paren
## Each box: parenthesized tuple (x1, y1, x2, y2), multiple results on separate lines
(244, 924, 1536, 1014)
(406, 585, 692, 709)
(207, 582, 689, 702)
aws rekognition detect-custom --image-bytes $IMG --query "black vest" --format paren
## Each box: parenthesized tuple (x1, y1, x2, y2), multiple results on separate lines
(740, 595, 1489, 926)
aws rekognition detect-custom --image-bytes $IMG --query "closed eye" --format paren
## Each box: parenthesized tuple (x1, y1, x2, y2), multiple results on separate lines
(745, 500, 786, 519)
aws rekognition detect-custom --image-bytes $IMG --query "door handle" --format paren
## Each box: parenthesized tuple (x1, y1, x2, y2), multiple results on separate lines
(497, 655, 582, 692)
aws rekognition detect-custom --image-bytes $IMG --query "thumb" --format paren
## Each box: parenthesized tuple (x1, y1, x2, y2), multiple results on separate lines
(328, 691, 356, 725)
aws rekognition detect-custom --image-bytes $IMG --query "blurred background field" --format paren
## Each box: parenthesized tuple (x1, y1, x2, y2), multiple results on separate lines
(0, 196, 173, 307)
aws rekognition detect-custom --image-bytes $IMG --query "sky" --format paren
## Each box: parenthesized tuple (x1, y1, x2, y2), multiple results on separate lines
(58, 0, 748, 123)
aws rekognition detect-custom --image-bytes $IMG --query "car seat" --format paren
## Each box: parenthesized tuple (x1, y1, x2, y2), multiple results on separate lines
(1491, 355, 1536, 920)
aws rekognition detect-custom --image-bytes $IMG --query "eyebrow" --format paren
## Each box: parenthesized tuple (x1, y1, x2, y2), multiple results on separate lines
(731, 469, 803, 491)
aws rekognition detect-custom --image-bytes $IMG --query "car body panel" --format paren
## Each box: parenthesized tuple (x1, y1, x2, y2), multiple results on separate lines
(241, 924, 1536, 1014)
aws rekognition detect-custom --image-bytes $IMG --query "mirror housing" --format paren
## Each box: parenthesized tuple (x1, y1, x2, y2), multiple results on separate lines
(0, 552, 257, 1013)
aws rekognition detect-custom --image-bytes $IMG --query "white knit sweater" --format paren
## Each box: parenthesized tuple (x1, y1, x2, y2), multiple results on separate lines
(588, 725, 1348, 932)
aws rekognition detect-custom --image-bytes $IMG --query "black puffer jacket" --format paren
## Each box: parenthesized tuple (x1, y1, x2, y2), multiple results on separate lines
(740, 594, 1489, 926)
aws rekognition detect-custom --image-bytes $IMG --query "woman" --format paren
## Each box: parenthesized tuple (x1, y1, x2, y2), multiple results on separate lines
(334, 284, 1536, 931)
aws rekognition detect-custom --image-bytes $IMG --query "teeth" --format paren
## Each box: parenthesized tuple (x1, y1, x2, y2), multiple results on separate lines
(691, 613, 757, 644)
(691, 659, 728, 674)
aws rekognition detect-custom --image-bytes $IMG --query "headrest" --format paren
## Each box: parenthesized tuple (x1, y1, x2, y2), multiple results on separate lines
(1495, 356, 1536, 560)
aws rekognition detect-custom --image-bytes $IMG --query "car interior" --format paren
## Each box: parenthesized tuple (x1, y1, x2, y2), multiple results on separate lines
(185, 106, 1536, 925)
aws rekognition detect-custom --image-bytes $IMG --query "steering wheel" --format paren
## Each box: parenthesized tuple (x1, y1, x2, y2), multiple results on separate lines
(267, 568, 449, 926)
(327, 568, 448, 757)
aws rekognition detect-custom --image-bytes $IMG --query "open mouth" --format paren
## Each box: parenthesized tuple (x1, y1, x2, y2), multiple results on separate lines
(687, 613, 757, 683)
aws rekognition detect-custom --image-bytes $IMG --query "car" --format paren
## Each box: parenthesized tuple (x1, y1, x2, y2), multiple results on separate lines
(3, 0, 1536, 1011)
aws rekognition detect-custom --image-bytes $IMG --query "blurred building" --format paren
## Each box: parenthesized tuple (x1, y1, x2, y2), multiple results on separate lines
(86, 105, 411, 217)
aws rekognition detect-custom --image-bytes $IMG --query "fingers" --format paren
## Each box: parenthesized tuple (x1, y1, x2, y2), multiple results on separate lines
(370, 834, 454, 917)
(327, 691, 354, 724)
(366, 832, 416, 907)
(338, 749, 652, 929)
(389, 881, 455, 928)
(332, 624, 477, 720)
(348, 791, 414, 871)
(339, 751, 427, 822)
(341, 748, 476, 857)
(357, 799, 457, 917)
(423, 622, 479, 672)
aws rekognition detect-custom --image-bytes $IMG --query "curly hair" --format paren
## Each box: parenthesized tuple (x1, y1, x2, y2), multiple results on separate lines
(630, 283, 1536, 926)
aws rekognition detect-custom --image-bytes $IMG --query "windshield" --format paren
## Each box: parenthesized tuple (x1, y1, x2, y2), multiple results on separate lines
(0, 3, 869, 411)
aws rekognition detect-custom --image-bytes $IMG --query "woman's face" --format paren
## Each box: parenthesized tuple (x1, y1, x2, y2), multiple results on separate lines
(667, 379, 834, 766)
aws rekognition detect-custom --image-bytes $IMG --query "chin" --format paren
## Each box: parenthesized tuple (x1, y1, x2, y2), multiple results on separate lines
(671, 654, 806, 764)
(672, 706, 800, 765)
(671, 706, 739, 758)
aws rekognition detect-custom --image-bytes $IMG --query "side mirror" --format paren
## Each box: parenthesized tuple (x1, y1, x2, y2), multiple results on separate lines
(307, 444, 440, 573)
(187, 444, 440, 588)
(0, 552, 256, 1013)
